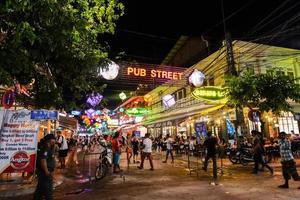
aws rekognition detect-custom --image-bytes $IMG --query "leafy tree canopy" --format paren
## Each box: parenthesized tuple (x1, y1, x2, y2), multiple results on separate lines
(0, 0, 124, 110)
(224, 71, 300, 115)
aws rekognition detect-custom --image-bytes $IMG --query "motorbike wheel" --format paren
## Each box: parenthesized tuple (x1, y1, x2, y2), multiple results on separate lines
(228, 151, 240, 164)
(240, 155, 248, 166)
(229, 153, 239, 164)
(95, 162, 107, 180)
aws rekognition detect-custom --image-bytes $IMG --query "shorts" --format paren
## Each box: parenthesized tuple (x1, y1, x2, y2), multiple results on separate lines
(113, 153, 121, 165)
(127, 147, 133, 154)
(59, 149, 68, 158)
(133, 149, 138, 155)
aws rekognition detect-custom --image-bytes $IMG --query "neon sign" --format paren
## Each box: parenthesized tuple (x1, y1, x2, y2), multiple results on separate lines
(125, 107, 149, 116)
(192, 86, 227, 102)
(127, 67, 183, 80)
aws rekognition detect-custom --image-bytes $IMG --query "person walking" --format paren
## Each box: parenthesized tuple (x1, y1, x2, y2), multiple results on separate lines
(56, 131, 68, 169)
(112, 132, 122, 173)
(252, 130, 273, 175)
(33, 134, 56, 200)
(202, 132, 218, 180)
(162, 134, 174, 163)
(278, 131, 300, 189)
(132, 134, 140, 163)
(126, 134, 133, 164)
(138, 133, 154, 170)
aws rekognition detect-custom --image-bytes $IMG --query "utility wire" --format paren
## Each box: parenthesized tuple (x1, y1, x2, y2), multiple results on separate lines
(203, 0, 255, 35)
(247, 0, 293, 36)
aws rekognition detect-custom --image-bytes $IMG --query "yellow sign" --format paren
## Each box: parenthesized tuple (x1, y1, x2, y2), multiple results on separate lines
(192, 86, 227, 103)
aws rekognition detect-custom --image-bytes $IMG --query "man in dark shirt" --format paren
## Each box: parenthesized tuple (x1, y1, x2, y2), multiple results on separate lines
(34, 134, 56, 200)
(202, 131, 219, 180)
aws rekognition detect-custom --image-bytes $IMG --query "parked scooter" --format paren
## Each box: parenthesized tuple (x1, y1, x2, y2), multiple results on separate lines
(95, 138, 113, 180)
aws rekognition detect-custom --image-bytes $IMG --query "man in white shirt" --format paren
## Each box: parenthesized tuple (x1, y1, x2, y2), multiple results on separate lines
(56, 131, 69, 169)
(138, 133, 154, 170)
(163, 134, 174, 163)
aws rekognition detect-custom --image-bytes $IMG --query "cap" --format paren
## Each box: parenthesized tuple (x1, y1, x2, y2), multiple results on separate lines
(44, 134, 56, 141)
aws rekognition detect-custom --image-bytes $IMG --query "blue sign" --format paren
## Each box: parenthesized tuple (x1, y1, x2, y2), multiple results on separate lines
(31, 110, 58, 120)
(133, 131, 141, 137)
(71, 110, 81, 116)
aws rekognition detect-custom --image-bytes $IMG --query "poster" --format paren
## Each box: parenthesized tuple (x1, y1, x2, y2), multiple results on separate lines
(0, 110, 40, 173)
(194, 122, 207, 138)
(226, 119, 235, 139)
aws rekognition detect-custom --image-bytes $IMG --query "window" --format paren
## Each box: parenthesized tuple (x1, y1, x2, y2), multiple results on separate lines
(287, 72, 294, 79)
(173, 88, 186, 101)
(208, 76, 214, 86)
(278, 112, 299, 134)
(276, 70, 284, 76)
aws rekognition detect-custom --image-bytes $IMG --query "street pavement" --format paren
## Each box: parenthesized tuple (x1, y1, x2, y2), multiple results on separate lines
(2, 150, 300, 200)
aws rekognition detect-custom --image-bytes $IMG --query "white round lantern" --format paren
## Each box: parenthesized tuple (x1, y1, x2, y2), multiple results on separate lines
(99, 61, 120, 80)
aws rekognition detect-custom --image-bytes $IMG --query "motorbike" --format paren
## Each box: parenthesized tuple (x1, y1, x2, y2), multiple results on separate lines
(239, 147, 254, 166)
(95, 139, 113, 180)
(227, 147, 241, 164)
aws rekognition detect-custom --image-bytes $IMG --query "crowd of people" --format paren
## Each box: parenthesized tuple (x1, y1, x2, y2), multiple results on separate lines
(33, 129, 300, 199)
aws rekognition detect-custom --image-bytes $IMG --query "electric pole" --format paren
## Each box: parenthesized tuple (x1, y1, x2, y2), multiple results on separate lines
(225, 32, 244, 143)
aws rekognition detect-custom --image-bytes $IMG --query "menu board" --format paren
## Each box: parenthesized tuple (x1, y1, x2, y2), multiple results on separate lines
(0, 110, 40, 173)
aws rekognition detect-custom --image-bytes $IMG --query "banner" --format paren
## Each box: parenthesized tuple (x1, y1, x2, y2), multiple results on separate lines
(0, 110, 40, 173)
(194, 122, 207, 138)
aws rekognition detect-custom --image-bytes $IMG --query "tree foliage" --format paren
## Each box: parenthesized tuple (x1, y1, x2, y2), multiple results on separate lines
(224, 71, 300, 115)
(0, 0, 124, 110)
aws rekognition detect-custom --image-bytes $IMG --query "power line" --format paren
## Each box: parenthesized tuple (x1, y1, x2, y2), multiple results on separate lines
(203, 0, 255, 35)
(246, 0, 294, 36)
(117, 28, 178, 42)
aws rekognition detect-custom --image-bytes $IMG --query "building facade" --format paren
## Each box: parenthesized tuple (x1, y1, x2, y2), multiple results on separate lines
(142, 41, 300, 140)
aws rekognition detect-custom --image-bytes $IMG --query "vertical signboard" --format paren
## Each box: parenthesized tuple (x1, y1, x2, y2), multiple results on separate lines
(194, 122, 207, 138)
(0, 110, 40, 173)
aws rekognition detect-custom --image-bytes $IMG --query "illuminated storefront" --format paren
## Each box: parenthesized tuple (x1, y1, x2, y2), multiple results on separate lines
(142, 41, 300, 139)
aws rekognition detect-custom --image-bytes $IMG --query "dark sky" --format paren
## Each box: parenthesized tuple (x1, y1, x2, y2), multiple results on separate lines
(106, 0, 300, 64)
(102, 0, 300, 109)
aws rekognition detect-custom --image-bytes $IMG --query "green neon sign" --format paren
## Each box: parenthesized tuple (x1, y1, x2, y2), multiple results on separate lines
(125, 107, 149, 116)
(192, 86, 227, 102)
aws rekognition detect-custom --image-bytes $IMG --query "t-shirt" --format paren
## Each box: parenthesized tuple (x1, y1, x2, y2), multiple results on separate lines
(143, 138, 152, 153)
(203, 136, 218, 156)
(112, 138, 121, 153)
(166, 138, 173, 150)
(58, 136, 68, 150)
(132, 138, 139, 150)
(36, 145, 55, 174)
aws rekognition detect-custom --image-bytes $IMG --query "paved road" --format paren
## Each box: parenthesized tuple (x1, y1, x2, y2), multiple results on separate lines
(3, 152, 300, 200)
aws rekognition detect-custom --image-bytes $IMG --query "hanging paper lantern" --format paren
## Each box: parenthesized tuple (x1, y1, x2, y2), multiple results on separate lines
(144, 94, 153, 103)
(189, 69, 205, 87)
(162, 94, 176, 107)
(86, 93, 103, 107)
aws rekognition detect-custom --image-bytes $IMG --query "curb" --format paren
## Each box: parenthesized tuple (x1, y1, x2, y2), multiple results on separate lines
(0, 175, 64, 197)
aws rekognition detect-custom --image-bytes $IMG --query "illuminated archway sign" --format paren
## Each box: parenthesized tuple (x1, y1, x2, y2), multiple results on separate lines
(192, 86, 227, 103)
(125, 107, 149, 116)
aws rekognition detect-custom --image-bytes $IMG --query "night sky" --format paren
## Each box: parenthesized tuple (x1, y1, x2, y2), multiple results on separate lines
(107, 0, 300, 64)
(102, 0, 300, 109)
